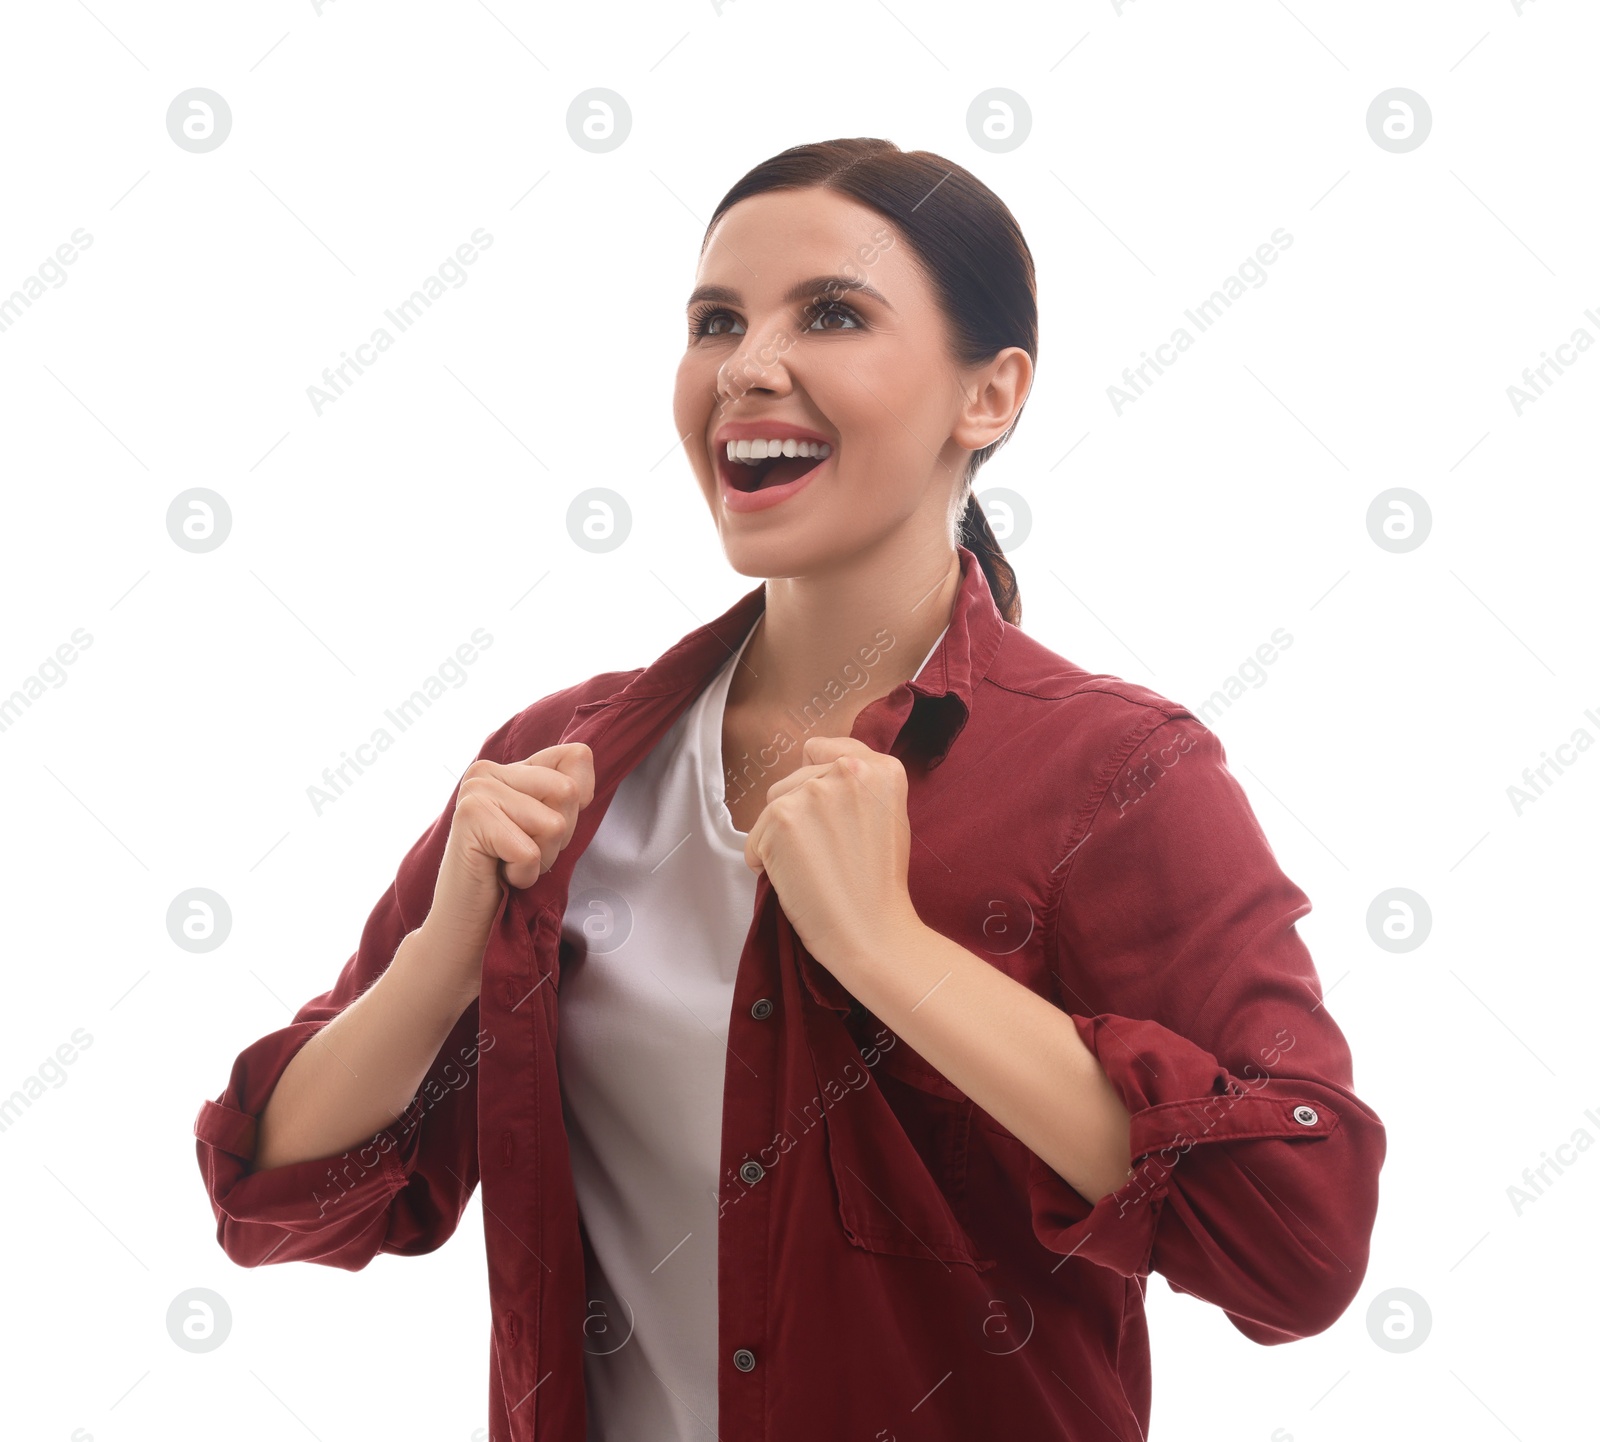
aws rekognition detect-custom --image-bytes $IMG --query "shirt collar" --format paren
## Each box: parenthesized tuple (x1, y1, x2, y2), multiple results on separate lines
(590, 543, 1006, 769)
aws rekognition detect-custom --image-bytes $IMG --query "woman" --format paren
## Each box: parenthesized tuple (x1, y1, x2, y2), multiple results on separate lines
(195, 138, 1387, 1441)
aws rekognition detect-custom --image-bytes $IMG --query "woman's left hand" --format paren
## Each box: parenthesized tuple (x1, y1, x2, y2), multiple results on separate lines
(743, 734, 921, 979)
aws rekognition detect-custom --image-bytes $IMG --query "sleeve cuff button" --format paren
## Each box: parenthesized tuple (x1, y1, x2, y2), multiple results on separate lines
(1292, 1104, 1319, 1126)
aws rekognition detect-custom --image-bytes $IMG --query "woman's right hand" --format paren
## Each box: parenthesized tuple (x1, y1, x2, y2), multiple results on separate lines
(424, 743, 596, 989)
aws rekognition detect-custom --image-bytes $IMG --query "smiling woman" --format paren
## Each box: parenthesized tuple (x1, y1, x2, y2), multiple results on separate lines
(195, 136, 1385, 1442)
(672, 144, 1030, 636)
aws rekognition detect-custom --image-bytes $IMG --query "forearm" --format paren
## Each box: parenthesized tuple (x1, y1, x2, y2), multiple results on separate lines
(249, 921, 482, 1173)
(832, 917, 1134, 1205)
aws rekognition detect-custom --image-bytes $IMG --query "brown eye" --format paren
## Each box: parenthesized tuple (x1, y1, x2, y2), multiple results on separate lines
(689, 305, 744, 338)
(805, 300, 863, 332)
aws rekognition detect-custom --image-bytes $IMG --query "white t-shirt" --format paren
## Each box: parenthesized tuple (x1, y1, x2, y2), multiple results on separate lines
(557, 617, 948, 1440)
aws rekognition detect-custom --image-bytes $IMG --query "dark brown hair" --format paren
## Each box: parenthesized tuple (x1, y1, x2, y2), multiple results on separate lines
(703, 137, 1035, 626)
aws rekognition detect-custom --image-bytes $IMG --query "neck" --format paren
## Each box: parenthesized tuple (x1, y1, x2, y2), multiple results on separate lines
(730, 546, 962, 726)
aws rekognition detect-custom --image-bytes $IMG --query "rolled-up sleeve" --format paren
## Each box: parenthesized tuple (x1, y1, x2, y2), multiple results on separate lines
(193, 715, 518, 1271)
(1030, 711, 1387, 1344)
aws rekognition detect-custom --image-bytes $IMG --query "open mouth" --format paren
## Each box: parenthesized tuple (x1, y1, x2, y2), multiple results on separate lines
(719, 440, 832, 493)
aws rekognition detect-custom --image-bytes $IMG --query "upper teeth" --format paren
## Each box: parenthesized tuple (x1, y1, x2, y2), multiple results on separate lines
(725, 438, 832, 463)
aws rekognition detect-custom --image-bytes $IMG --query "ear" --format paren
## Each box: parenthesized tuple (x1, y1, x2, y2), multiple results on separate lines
(952, 346, 1032, 452)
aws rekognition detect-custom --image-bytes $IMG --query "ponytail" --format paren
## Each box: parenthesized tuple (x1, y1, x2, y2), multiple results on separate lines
(958, 491, 1021, 626)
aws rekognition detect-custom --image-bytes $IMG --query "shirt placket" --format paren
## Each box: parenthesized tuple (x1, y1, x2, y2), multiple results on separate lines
(716, 867, 784, 1440)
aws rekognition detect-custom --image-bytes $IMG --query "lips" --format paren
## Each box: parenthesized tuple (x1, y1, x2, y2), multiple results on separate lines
(712, 422, 836, 499)
(713, 429, 834, 513)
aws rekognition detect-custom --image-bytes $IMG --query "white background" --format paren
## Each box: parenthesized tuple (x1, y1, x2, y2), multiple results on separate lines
(1, 1, 1594, 1438)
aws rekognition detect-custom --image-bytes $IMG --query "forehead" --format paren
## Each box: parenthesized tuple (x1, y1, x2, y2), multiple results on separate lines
(695, 187, 907, 288)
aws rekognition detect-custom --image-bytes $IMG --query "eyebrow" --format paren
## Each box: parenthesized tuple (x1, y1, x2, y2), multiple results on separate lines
(686, 274, 894, 312)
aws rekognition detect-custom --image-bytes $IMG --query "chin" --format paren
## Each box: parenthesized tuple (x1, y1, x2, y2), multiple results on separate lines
(717, 527, 861, 584)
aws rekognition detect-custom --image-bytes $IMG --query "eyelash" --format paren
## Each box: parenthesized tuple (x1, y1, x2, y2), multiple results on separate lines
(688, 297, 865, 338)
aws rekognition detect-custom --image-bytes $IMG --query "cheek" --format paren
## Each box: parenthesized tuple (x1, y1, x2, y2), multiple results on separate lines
(814, 356, 925, 455)
(672, 357, 694, 413)
(672, 362, 710, 438)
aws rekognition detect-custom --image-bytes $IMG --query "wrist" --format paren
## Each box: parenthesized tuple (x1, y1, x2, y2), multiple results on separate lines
(392, 920, 484, 1016)
(833, 903, 927, 988)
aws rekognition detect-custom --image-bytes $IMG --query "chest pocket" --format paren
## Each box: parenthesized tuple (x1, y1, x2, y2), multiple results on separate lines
(853, 1006, 989, 1238)
(796, 973, 996, 1272)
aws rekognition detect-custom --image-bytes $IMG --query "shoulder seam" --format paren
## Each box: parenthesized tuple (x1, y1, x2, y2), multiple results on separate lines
(983, 674, 1191, 719)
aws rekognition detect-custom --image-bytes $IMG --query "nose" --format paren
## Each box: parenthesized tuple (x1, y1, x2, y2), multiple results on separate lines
(717, 317, 796, 410)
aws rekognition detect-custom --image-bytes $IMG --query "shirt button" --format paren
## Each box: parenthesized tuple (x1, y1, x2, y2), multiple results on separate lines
(1292, 1104, 1319, 1126)
(750, 997, 774, 1020)
(739, 1160, 765, 1185)
(733, 1348, 757, 1372)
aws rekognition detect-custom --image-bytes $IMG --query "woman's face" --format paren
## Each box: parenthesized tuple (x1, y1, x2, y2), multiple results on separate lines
(673, 186, 1013, 578)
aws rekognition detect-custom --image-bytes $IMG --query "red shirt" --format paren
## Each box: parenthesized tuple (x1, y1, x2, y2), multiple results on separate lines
(194, 543, 1386, 1440)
